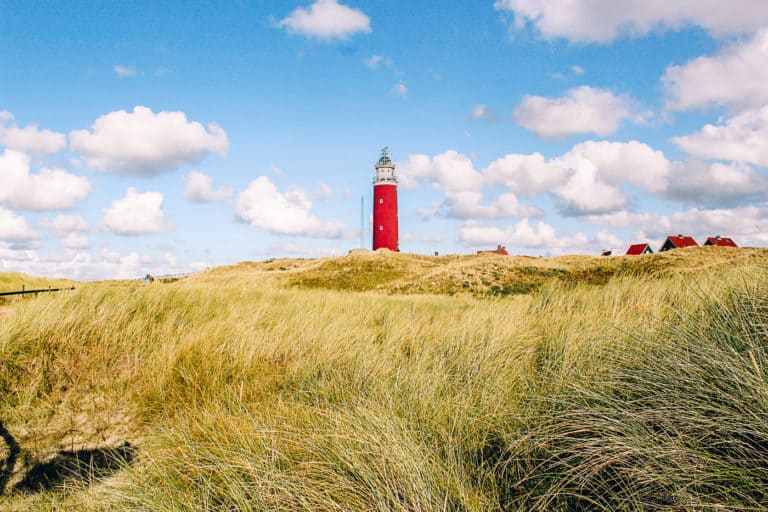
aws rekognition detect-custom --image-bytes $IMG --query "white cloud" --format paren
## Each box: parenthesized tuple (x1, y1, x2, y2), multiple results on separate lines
(444, 191, 543, 219)
(0, 244, 205, 281)
(664, 29, 768, 111)
(568, 140, 669, 193)
(391, 81, 408, 98)
(585, 210, 667, 230)
(113, 64, 138, 77)
(674, 106, 768, 166)
(183, 171, 234, 202)
(365, 54, 392, 69)
(399, 151, 484, 192)
(587, 206, 768, 248)
(236, 176, 345, 238)
(494, 0, 768, 43)
(513, 86, 648, 138)
(0, 110, 66, 157)
(38, 214, 89, 236)
(571, 65, 585, 75)
(661, 207, 768, 247)
(102, 187, 174, 236)
(417, 201, 441, 221)
(61, 232, 90, 249)
(483, 140, 668, 215)
(0, 207, 38, 241)
(666, 161, 768, 206)
(266, 241, 344, 257)
(458, 219, 590, 254)
(470, 104, 498, 123)
(0, 149, 91, 210)
(70, 106, 228, 176)
(398, 151, 537, 219)
(595, 230, 625, 252)
(420, 234, 442, 244)
(483, 152, 568, 196)
(278, 0, 371, 40)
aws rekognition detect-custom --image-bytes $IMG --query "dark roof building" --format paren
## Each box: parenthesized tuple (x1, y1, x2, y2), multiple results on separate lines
(659, 235, 698, 252)
(703, 236, 738, 247)
(626, 243, 653, 255)
(477, 245, 509, 256)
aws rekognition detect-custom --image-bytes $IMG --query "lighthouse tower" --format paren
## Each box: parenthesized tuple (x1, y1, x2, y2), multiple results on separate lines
(372, 147, 399, 251)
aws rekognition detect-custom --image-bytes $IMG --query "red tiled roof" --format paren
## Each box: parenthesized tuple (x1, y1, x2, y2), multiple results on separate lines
(626, 243, 651, 255)
(666, 235, 698, 248)
(477, 245, 509, 256)
(705, 236, 737, 247)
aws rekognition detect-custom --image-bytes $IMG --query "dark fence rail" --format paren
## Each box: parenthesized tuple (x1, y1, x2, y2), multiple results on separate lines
(0, 286, 75, 297)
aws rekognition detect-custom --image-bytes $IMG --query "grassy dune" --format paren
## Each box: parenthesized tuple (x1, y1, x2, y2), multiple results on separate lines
(0, 247, 767, 510)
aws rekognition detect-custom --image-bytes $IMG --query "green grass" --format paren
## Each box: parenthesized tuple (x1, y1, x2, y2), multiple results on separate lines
(0, 248, 766, 510)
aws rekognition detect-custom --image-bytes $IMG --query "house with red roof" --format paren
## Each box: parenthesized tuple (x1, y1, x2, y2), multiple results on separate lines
(659, 235, 698, 252)
(703, 236, 737, 248)
(477, 245, 509, 256)
(626, 243, 653, 255)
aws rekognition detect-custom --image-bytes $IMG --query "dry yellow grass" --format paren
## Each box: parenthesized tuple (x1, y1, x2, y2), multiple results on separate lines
(0, 247, 766, 510)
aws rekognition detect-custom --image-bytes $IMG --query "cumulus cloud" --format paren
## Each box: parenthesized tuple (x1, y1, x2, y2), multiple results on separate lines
(445, 191, 543, 219)
(483, 152, 568, 197)
(660, 207, 768, 247)
(70, 106, 228, 176)
(569, 140, 670, 193)
(38, 214, 89, 236)
(0, 244, 207, 281)
(664, 29, 768, 111)
(398, 151, 539, 219)
(0, 207, 38, 242)
(236, 176, 345, 238)
(278, 0, 371, 40)
(484, 140, 668, 215)
(183, 170, 234, 202)
(674, 106, 768, 166)
(458, 219, 590, 254)
(0, 149, 91, 210)
(587, 206, 768, 248)
(0, 110, 66, 157)
(102, 187, 174, 236)
(513, 86, 648, 138)
(405, 142, 671, 219)
(494, 0, 768, 43)
(666, 161, 768, 206)
(265, 241, 344, 257)
(61, 232, 90, 249)
(399, 151, 484, 192)
(470, 104, 498, 123)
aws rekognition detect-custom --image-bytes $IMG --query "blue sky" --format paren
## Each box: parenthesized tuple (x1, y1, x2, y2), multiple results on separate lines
(1, 0, 767, 279)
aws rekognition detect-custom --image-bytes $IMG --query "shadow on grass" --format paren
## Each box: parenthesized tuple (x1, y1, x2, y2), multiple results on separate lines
(13, 442, 136, 493)
(0, 421, 21, 494)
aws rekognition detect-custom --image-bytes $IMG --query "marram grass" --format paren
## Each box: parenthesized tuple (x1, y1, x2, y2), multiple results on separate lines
(0, 248, 766, 510)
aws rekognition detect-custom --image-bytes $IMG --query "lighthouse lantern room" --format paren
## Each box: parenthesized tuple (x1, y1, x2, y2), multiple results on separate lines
(372, 147, 399, 251)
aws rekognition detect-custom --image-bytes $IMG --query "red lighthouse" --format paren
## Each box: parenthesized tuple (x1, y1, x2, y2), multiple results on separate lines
(373, 147, 399, 251)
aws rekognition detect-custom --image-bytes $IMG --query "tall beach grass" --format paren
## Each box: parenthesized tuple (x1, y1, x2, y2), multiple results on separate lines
(0, 249, 766, 510)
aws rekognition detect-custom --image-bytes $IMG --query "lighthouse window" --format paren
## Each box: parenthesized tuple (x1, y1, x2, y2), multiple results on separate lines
(379, 225, 383, 231)
(379, 198, 383, 204)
